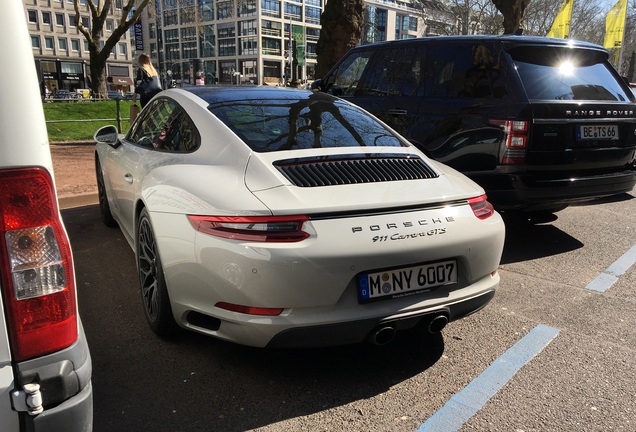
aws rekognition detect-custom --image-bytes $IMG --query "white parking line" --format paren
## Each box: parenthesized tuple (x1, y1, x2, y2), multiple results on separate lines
(586, 244, 636, 292)
(416, 324, 560, 432)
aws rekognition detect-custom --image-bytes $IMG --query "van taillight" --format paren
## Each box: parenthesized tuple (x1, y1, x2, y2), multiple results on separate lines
(490, 120, 528, 164)
(0, 168, 77, 361)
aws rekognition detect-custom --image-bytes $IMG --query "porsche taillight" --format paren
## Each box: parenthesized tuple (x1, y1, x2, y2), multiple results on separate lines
(188, 215, 311, 242)
(0, 167, 78, 361)
(491, 120, 528, 164)
(468, 195, 495, 220)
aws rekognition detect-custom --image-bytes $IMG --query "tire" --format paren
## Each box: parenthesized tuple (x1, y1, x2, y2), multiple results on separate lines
(95, 157, 118, 228)
(137, 208, 179, 337)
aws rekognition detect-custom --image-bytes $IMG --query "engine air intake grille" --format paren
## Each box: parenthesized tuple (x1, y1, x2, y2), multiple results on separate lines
(274, 155, 438, 187)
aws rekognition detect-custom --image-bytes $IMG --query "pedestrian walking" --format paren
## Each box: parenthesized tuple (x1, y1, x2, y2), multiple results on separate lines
(132, 53, 162, 108)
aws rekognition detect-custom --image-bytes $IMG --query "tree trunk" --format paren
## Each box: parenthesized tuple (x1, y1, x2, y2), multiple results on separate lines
(491, 0, 529, 34)
(90, 61, 108, 99)
(315, 0, 364, 78)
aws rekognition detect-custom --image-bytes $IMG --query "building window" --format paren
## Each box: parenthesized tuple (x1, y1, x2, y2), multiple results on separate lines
(261, 37, 280, 56)
(165, 29, 179, 43)
(284, 3, 302, 22)
(45, 37, 54, 50)
(217, 1, 233, 19)
(163, 9, 177, 26)
(238, 0, 256, 17)
(240, 37, 258, 55)
(262, 20, 281, 37)
(218, 39, 236, 56)
(200, 0, 214, 21)
(149, 23, 156, 39)
(58, 38, 67, 51)
(165, 43, 180, 61)
(240, 59, 257, 82)
(106, 19, 114, 31)
(306, 6, 320, 25)
(182, 42, 198, 59)
(181, 27, 197, 42)
(118, 42, 127, 56)
(261, 0, 280, 18)
(239, 20, 257, 36)
(204, 60, 217, 83)
(42, 12, 51, 25)
(263, 60, 281, 78)
(84, 40, 89, 52)
(69, 15, 77, 27)
(180, 6, 196, 24)
(217, 23, 235, 38)
(219, 60, 236, 83)
(305, 0, 321, 6)
(28, 10, 37, 23)
(72, 39, 80, 52)
(201, 25, 215, 57)
(409, 17, 418, 32)
(56, 13, 65, 26)
(81, 16, 90, 30)
(31, 35, 40, 49)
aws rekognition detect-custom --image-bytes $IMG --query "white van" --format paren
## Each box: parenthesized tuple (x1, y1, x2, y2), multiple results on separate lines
(0, 2, 93, 431)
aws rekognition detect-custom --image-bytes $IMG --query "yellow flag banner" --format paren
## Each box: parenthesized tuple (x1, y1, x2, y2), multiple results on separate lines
(547, 0, 573, 39)
(604, 0, 628, 49)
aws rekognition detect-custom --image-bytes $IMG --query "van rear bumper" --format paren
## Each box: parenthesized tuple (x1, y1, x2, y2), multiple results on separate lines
(478, 168, 636, 210)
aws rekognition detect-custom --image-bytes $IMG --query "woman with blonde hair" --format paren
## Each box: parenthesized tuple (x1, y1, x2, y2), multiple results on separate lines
(133, 53, 162, 108)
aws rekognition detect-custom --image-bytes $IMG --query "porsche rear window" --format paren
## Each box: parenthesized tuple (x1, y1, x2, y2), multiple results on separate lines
(509, 46, 632, 101)
(207, 93, 407, 152)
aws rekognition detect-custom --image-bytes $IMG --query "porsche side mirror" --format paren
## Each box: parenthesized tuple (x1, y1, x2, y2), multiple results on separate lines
(94, 125, 121, 148)
(310, 79, 324, 92)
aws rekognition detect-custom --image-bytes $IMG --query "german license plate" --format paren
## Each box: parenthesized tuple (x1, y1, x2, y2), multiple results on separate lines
(577, 125, 618, 140)
(359, 260, 457, 303)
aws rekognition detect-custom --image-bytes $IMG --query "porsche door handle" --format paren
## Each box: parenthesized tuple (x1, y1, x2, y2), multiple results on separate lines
(124, 173, 133, 184)
(387, 109, 408, 116)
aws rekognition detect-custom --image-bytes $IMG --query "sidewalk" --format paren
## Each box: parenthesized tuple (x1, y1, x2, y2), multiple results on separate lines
(51, 143, 98, 209)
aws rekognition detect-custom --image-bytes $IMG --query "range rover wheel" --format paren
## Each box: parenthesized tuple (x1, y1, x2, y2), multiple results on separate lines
(95, 157, 118, 228)
(137, 208, 179, 336)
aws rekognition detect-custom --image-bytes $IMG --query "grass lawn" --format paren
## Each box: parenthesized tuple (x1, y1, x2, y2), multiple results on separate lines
(44, 100, 137, 142)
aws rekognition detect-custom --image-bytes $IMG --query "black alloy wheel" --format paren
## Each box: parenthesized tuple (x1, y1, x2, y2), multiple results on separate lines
(95, 157, 118, 228)
(137, 208, 179, 336)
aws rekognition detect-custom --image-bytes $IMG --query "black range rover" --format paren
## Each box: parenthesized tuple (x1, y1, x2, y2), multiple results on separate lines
(312, 36, 636, 213)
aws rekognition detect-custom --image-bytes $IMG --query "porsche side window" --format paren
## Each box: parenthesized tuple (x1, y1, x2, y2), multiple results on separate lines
(325, 50, 373, 97)
(128, 98, 178, 149)
(153, 110, 201, 152)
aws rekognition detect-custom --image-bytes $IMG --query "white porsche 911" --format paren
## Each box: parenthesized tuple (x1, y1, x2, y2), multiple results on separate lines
(94, 87, 505, 347)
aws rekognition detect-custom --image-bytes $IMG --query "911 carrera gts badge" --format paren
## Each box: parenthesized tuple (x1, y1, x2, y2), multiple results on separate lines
(352, 216, 454, 241)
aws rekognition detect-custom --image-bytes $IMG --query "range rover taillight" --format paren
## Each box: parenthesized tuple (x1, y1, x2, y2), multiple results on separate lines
(0, 167, 78, 361)
(491, 120, 529, 164)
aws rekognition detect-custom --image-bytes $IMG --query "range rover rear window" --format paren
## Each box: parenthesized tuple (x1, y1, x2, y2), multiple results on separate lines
(509, 46, 631, 102)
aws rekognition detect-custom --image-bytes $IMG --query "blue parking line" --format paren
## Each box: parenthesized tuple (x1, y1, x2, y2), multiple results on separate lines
(416, 324, 560, 432)
(586, 244, 636, 292)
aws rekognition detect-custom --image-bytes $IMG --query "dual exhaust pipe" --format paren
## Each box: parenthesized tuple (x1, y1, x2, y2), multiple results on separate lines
(367, 313, 449, 346)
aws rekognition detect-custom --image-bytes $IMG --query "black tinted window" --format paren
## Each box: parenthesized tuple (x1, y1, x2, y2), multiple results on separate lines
(358, 46, 423, 97)
(425, 43, 508, 99)
(509, 46, 631, 101)
(208, 93, 407, 152)
(325, 50, 373, 97)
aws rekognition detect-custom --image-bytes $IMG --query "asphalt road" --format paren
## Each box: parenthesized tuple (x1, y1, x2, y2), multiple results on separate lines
(63, 193, 636, 432)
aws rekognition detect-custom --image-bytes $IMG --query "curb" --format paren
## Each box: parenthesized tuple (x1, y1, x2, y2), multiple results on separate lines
(58, 193, 99, 210)
(50, 141, 96, 146)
